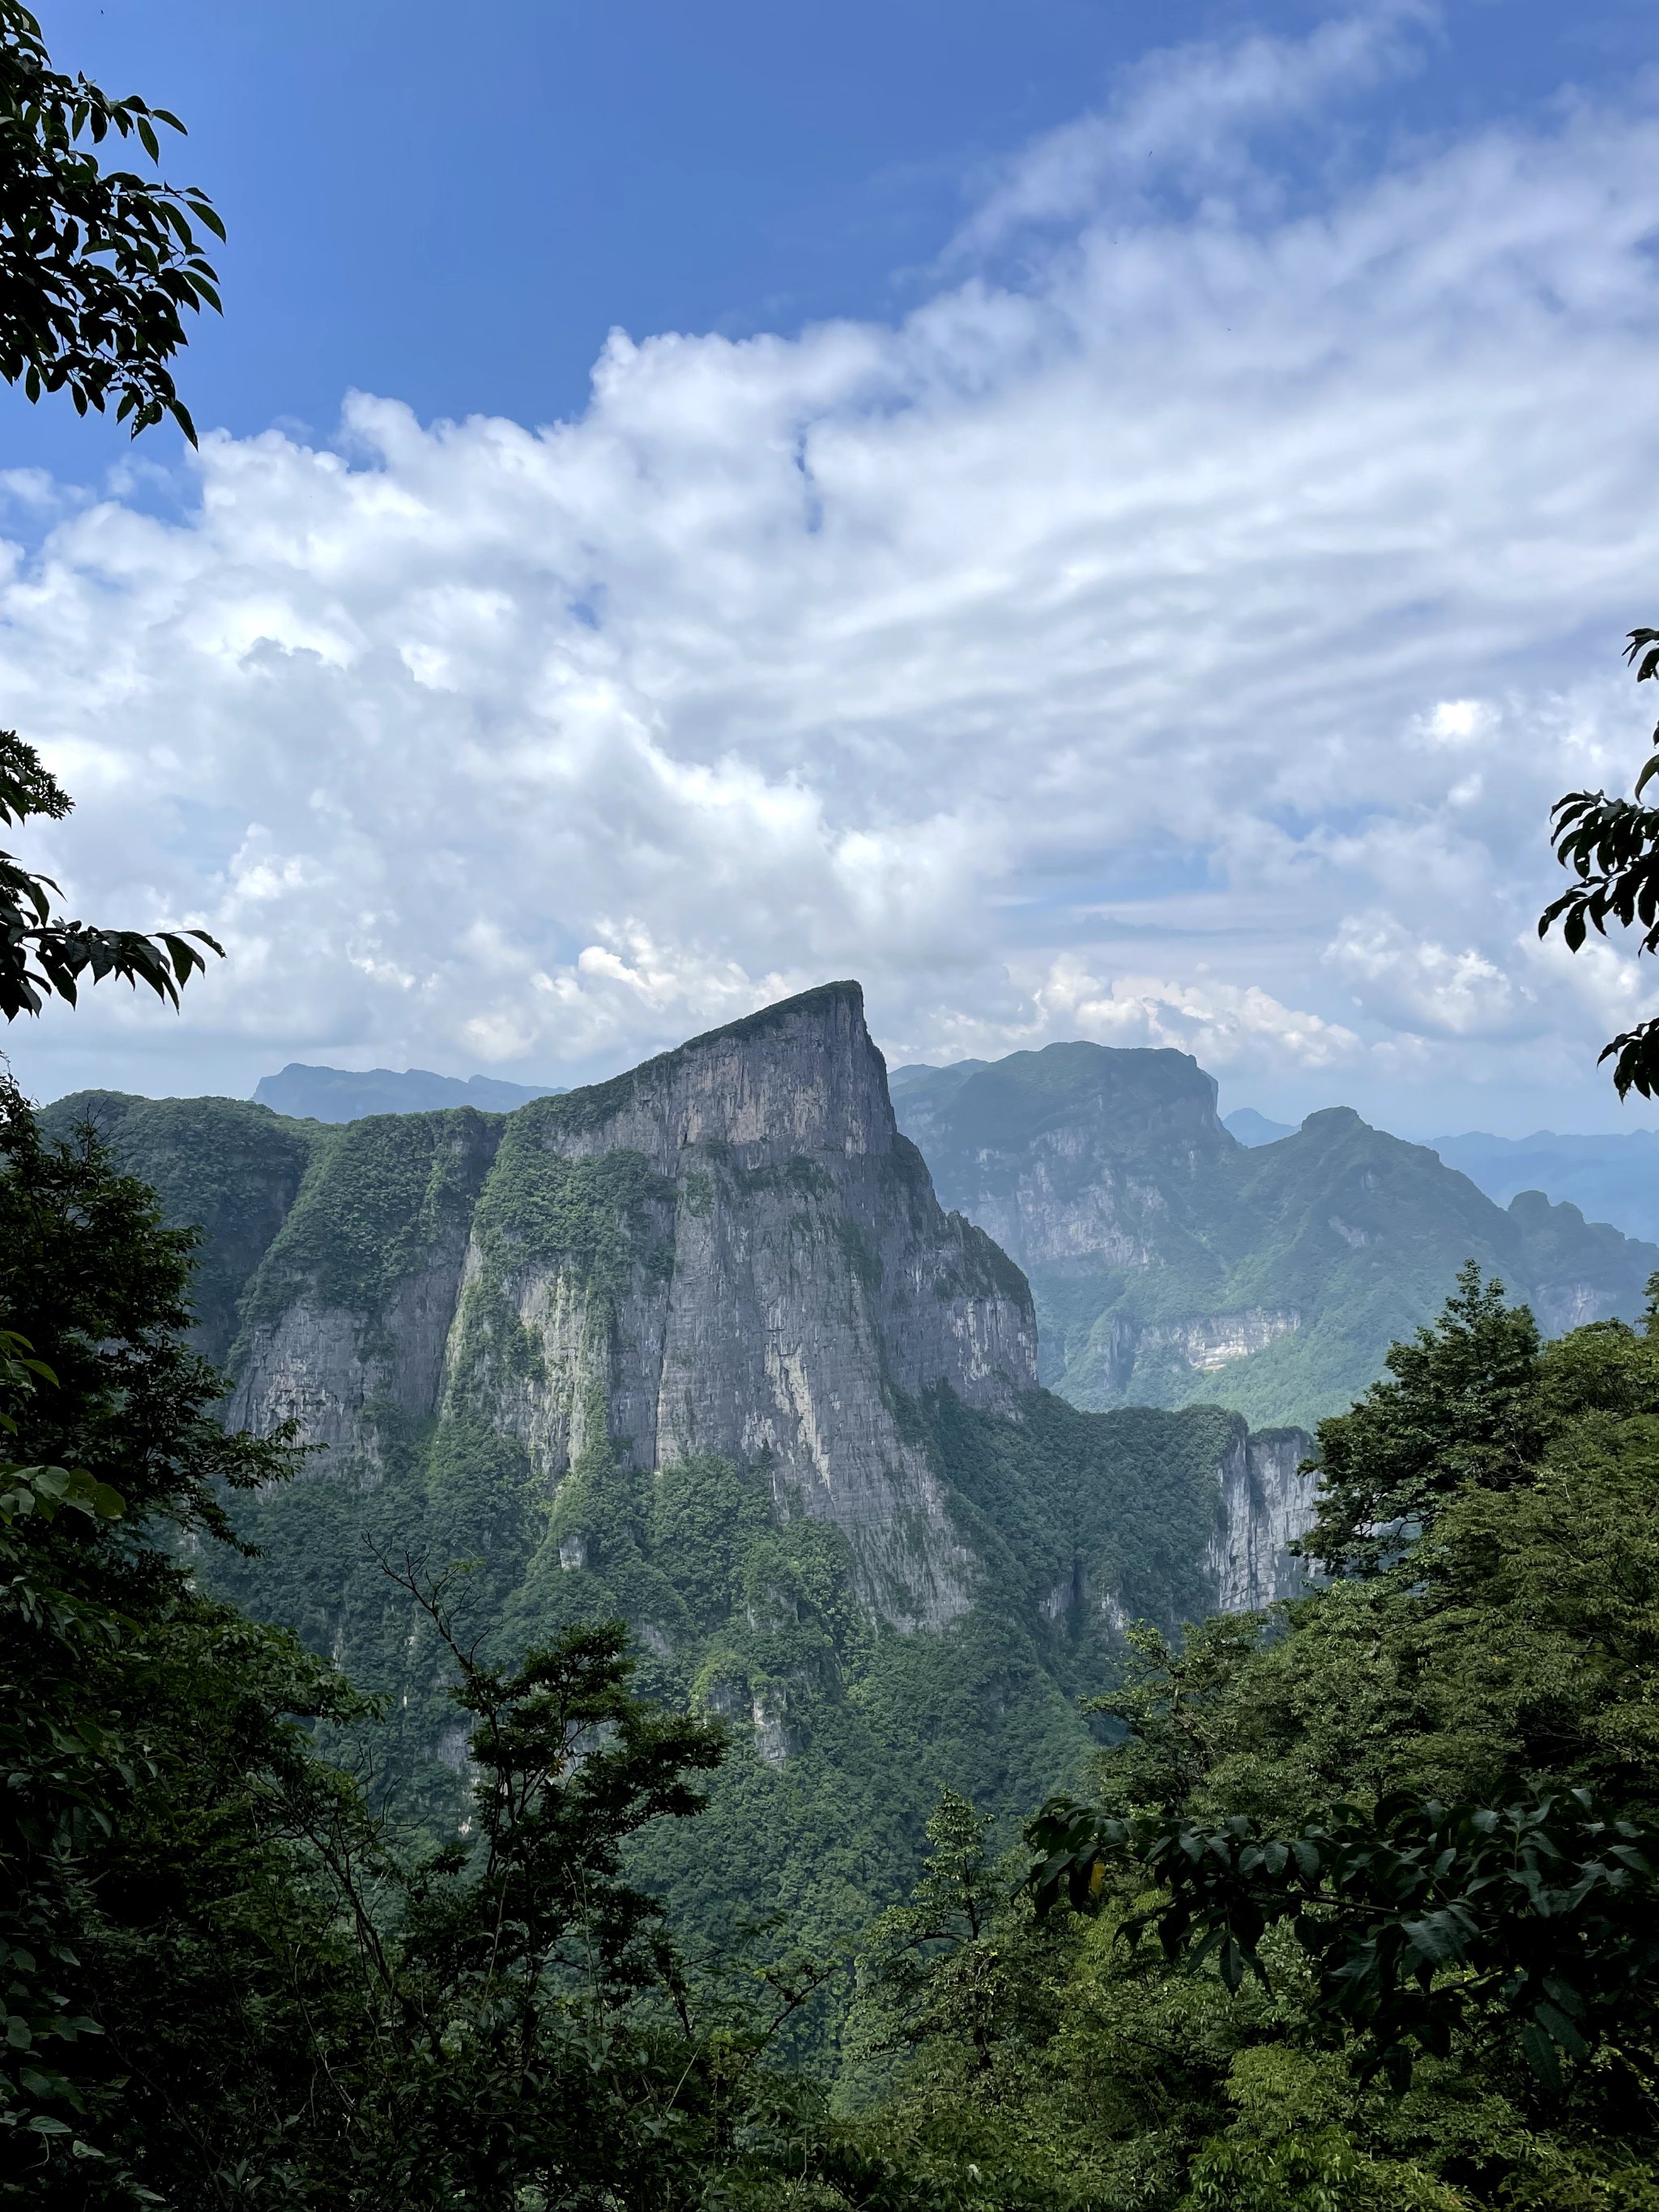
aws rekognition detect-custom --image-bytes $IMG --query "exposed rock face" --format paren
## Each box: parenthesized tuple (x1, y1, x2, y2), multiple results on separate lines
(228, 984, 1036, 1628)
(891, 1054, 1659, 1432)
(1139, 1309, 1303, 1375)
(1208, 1428, 1318, 1612)
(225, 1110, 502, 1479)
(890, 1043, 1228, 1277)
(70, 993, 1337, 1833)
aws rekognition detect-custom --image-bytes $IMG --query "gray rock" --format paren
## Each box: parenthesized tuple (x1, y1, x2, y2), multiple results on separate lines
(1208, 1428, 1319, 1612)
(229, 983, 1038, 1630)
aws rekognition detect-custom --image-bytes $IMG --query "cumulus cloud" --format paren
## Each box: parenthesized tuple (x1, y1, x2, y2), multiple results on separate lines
(1325, 913, 1532, 1038)
(1033, 960, 1360, 1071)
(4, 6, 1659, 1128)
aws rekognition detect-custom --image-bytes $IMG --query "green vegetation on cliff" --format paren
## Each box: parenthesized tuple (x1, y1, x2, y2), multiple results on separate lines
(11, 1072, 1659, 2204)
(40, 1089, 318, 1362)
(208, 1365, 1243, 2061)
(893, 1048, 1659, 1430)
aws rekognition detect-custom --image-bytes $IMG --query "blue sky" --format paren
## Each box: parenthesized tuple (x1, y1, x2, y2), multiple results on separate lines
(4, 0, 1659, 1131)
(19, 0, 1653, 467)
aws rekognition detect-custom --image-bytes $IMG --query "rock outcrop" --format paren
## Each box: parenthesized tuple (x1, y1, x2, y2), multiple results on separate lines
(226, 984, 1035, 1628)
(890, 1051, 1659, 1431)
(53, 977, 1342, 1946)
(1208, 1427, 1318, 1612)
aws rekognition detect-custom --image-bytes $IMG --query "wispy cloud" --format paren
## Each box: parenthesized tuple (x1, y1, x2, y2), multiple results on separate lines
(949, 1, 1433, 258)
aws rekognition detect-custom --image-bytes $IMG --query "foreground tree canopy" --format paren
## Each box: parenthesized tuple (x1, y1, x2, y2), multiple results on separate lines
(868, 1269, 1659, 2208)
(0, 9, 224, 1022)
(1, 733, 221, 1021)
(0, 0, 223, 441)
(1542, 624, 1659, 1098)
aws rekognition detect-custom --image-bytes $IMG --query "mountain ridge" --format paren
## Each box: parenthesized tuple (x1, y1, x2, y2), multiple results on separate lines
(891, 1043, 1659, 1429)
(253, 1062, 565, 1121)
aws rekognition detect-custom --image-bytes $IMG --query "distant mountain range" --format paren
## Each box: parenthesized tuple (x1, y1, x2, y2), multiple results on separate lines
(1425, 1129, 1659, 1247)
(1224, 1105, 1659, 1247)
(892, 1046, 1659, 1431)
(252, 1063, 564, 1121)
(1222, 1106, 1297, 1146)
(249, 1072, 1659, 1255)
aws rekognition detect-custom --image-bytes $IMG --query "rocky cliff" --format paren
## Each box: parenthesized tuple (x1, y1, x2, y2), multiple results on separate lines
(224, 984, 1034, 1629)
(1207, 1428, 1319, 1613)
(890, 1047, 1659, 1430)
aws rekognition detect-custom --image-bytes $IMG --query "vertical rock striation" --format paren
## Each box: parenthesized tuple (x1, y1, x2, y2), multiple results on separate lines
(1207, 1426, 1318, 1612)
(228, 983, 1037, 1626)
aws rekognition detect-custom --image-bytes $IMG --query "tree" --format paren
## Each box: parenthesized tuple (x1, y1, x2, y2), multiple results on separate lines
(0, 1075, 352, 2200)
(991, 1289, 1659, 2205)
(1299, 1263, 1541, 1581)
(2, 732, 221, 1020)
(0, 0, 224, 444)
(0, 6, 228, 1022)
(1025, 1786, 1659, 2098)
(1540, 624, 1659, 1097)
(847, 1791, 1009, 2078)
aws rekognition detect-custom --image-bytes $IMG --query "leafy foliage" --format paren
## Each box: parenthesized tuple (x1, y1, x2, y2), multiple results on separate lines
(1, 733, 221, 1023)
(1299, 1260, 1542, 1579)
(39, 1089, 319, 1363)
(0, 0, 224, 441)
(0, 1076, 348, 2198)
(835, 1273, 1659, 2208)
(1542, 624, 1659, 1097)
(1026, 1787, 1659, 2094)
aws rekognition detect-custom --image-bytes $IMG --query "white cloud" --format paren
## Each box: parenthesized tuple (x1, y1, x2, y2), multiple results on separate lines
(1030, 959, 1360, 1072)
(1325, 913, 1531, 1038)
(953, 0, 1429, 256)
(5, 7, 1659, 1132)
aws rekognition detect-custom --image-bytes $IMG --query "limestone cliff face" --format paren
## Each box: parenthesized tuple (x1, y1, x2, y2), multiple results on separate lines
(1207, 1428, 1318, 1612)
(224, 1109, 502, 1481)
(891, 1042, 1228, 1279)
(891, 1054, 1659, 1434)
(228, 984, 1037, 1627)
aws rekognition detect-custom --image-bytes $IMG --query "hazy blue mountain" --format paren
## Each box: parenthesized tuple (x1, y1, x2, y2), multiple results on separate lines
(1224, 1106, 1297, 1147)
(890, 1043, 1659, 1431)
(253, 1062, 565, 1121)
(1428, 1128, 1659, 1247)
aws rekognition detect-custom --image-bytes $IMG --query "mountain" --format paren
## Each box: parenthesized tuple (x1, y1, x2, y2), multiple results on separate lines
(1429, 1127, 1659, 1247)
(1225, 1105, 1659, 1244)
(39, 1091, 322, 1366)
(252, 1062, 565, 1121)
(889, 1044, 1659, 1431)
(42, 986, 1311, 1991)
(1224, 1106, 1297, 1146)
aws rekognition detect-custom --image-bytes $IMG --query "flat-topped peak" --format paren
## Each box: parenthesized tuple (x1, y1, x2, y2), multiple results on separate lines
(893, 1038, 1224, 1159)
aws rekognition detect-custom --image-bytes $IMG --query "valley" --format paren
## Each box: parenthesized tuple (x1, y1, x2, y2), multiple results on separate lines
(25, 979, 1659, 2184)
